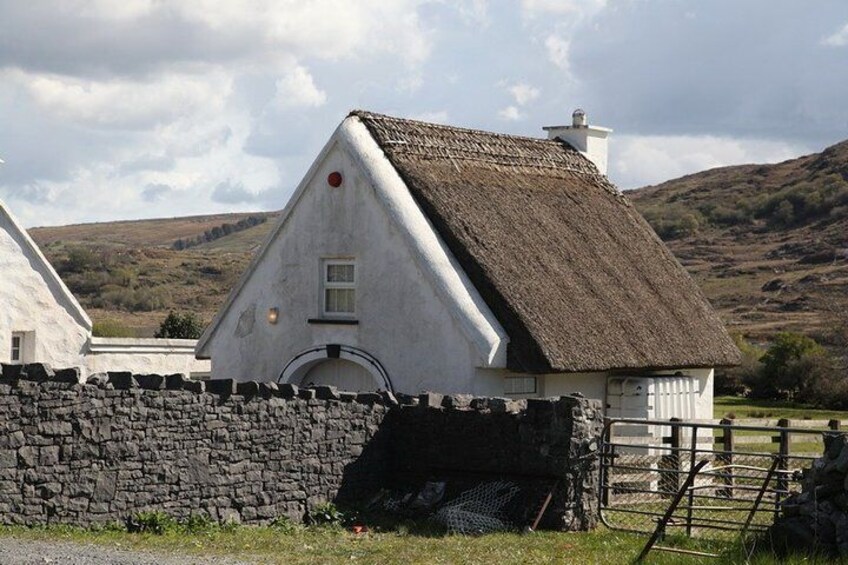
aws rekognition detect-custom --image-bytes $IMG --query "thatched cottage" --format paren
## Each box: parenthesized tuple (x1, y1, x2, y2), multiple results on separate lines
(0, 200, 209, 377)
(196, 110, 739, 418)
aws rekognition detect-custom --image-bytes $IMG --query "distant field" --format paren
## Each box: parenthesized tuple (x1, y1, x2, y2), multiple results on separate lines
(714, 396, 848, 421)
(30, 212, 276, 249)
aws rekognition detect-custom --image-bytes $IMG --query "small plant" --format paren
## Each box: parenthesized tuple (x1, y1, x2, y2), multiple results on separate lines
(181, 512, 216, 534)
(306, 502, 347, 527)
(127, 511, 177, 535)
(270, 515, 299, 533)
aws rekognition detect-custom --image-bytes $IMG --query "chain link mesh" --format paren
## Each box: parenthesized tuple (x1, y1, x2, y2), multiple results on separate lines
(432, 480, 522, 535)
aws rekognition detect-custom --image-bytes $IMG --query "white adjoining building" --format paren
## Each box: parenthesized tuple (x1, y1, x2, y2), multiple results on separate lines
(0, 200, 209, 378)
(196, 110, 739, 419)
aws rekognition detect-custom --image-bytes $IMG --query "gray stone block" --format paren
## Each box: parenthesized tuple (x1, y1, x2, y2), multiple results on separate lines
(313, 385, 339, 401)
(165, 374, 186, 390)
(419, 392, 443, 409)
(135, 374, 165, 390)
(53, 368, 81, 383)
(182, 379, 205, 393)
(236, 381, 259, 397)
(278, 383, 298, 398)
(206, 379, 237, 396)
(108, 373, 137, 389)
(22, 363, 54, 382)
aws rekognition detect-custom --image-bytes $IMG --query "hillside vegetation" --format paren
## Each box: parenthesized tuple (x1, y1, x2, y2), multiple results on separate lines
(27, 140, 848, 341)
(629, 139, 848, 343)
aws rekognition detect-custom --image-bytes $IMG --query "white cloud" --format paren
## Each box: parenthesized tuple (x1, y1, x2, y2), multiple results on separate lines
(611, 135, 811, 190)
(273, 65, 326, 108)
(544, 35, 571, 71)
(822, 23, 848, 46)
(521, 0, 606, 17)
(410, 110, 449, 124)
(508, 83, 540, 106)
(498, 105, 522, 121)
(6, 69, 229, 130)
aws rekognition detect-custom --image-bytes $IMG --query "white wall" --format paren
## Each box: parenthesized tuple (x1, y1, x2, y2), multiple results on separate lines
(528, 368, 714, 420)
(86, 338, 210, 377)
(203, 140, 489, 395)
(0, 210, 89, 369)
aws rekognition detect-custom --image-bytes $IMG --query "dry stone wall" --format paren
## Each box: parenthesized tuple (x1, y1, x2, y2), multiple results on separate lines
(0, 363, 603, 530)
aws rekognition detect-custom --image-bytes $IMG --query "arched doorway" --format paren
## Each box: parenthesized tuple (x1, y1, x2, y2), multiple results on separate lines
(278, 344, 393, 392)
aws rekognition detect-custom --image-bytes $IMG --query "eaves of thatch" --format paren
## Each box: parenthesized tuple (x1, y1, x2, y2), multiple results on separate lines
(352, 111, 741, 373)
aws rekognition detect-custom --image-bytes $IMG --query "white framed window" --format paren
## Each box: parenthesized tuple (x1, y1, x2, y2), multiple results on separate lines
(323, 260, 356, 316)
(10, 332, 24, 364)
(505, 376, 537, 395)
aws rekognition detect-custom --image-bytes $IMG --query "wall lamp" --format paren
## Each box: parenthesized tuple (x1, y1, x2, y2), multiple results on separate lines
(267, 307, 279, 325)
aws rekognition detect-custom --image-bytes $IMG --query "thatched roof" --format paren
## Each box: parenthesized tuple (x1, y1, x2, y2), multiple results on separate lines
(353, 111, 740, 373)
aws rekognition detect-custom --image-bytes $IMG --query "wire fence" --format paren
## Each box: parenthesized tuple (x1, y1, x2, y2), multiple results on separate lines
(599, 418, 831, 540)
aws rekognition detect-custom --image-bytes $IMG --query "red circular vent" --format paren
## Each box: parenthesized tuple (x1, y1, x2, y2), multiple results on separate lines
(327, 171, 343, 187)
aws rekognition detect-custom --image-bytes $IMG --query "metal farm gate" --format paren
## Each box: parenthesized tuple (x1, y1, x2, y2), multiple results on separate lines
(598, 418, 833, 548)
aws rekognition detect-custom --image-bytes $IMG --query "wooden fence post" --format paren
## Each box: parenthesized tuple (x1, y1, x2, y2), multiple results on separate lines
(718, 418, 734, 498)
(659, 418, 682, 497)
(829, 419, 841, 431)
(775, 418, 791, 518)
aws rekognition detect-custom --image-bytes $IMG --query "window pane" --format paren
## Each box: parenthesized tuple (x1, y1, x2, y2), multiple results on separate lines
(327, 263, 355, 283)
(11, 336, 21, 361)
(505, 376, 536, 394)
(326, 288, 355, 313)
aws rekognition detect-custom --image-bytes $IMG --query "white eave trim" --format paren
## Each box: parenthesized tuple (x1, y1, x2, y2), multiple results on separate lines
(89, 337, 199, 355)
(339, 117, 508, 368)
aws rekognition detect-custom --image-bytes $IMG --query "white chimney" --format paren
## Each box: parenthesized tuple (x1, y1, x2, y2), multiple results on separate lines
(543, 109, 612, 175)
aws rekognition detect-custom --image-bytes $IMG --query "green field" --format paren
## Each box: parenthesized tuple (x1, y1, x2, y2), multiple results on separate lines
(714, 396, 848, 421)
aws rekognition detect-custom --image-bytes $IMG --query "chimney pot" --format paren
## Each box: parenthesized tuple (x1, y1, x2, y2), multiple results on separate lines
(572, 108, 587, 127)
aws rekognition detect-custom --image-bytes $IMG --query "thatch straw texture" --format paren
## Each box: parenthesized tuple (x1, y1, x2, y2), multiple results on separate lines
(353, 111, 740, 373)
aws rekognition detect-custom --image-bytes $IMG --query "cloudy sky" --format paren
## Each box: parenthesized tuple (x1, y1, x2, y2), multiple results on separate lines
(1, 1, 847, 227)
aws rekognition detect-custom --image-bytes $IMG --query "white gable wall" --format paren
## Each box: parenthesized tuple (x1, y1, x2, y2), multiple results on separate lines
(201, 140, 503, 395)
(0, 208, 89, 368)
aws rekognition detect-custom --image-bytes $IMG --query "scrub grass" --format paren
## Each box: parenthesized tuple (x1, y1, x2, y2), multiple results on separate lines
(2, 523, 843, 564)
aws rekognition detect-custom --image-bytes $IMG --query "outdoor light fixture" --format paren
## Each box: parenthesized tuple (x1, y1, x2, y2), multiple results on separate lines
(267, 307, 279, 324)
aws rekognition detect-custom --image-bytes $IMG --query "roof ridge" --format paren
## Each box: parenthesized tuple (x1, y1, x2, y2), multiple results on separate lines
(348, 109, 572, 147)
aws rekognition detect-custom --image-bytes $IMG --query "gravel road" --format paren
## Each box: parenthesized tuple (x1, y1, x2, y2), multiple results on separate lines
(0, 536, 257, 565)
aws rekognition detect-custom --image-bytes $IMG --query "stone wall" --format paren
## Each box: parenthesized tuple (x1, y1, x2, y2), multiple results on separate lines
(0, 364, 603, 530)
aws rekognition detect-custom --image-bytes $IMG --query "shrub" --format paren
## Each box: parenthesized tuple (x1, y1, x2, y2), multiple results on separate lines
(155, 311, 204, 339)
(61, 247, 100, 274)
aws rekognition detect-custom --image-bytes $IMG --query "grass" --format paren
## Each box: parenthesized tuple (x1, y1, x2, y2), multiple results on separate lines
(3, 523, 834, 565)
(714, 396, 848, 421)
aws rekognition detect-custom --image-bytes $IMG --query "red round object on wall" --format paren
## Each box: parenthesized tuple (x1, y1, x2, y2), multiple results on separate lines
(327, 171, 343, 187)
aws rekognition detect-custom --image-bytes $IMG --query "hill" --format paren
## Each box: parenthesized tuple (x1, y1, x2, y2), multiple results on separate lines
(28, 213, 277, 336)
(628, 139, 848, 343)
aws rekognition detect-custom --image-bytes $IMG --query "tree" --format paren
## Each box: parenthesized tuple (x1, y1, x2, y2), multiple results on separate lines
(755, 332, 824, 400)
(155, 311, 204, 339)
